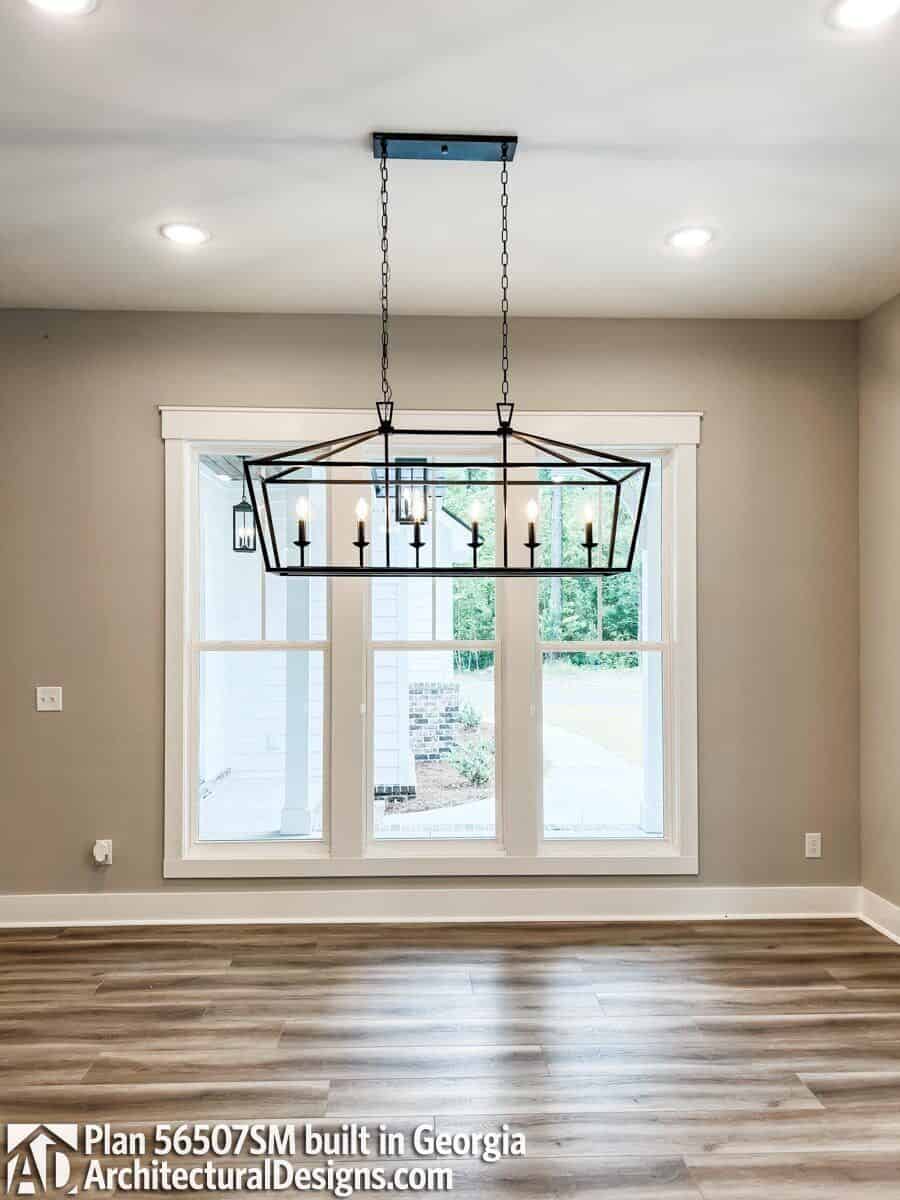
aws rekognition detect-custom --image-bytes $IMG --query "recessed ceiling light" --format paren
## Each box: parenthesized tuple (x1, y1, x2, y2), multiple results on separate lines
(216, 473, 231, 482)
(666, 226, 715, 253)
(160, 223, 211, 246)
(28, 0, 98, 14)
(830, 0, 900, 28)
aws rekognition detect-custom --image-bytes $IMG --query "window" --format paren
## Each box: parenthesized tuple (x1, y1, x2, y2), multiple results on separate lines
(163, 410, 699, 878)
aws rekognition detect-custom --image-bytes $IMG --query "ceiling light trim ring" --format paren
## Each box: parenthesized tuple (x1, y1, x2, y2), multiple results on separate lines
(28, 0, 98, 14)
(160, 223, 211, 246)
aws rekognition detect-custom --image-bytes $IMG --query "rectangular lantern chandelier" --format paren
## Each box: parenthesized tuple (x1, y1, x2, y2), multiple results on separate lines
(243, 132, 651, 579)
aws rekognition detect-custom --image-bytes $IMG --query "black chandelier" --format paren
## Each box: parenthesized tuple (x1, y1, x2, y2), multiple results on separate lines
(244, 133, 651, 578)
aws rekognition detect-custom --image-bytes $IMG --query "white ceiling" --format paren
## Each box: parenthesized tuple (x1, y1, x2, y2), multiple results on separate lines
(2, 0, 900, 317)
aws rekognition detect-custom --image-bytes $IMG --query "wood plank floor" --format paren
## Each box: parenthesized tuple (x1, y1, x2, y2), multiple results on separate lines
(2, 918, 900, 1196)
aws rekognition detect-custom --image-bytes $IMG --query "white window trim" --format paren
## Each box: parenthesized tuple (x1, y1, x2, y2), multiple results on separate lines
(163, 407, 700, 878)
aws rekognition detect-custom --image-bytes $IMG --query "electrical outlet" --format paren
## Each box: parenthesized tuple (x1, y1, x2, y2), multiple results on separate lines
(805, 832, 823, 859)
(35, 686, 63, 712)
(92, 839, 113, 866)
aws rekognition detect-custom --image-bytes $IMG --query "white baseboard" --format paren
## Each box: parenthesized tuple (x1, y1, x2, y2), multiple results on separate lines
(0, 884, 861, 928)
(859, 887, 900, 945)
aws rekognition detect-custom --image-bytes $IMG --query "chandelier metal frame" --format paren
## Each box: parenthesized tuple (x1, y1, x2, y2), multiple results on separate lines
(244, 132, 651, 579)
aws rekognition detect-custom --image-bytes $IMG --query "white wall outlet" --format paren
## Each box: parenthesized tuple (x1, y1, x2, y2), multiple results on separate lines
(805, 832, 823, 859)
(92, 839, 113, 866)
(35, 685, 63, 712)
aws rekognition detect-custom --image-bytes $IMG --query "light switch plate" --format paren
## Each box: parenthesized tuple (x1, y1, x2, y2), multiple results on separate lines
(805, 832, 823, 859)
(35, 686, 63, 712)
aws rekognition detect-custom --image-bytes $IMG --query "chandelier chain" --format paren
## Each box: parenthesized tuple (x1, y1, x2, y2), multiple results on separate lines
(380, 142, 391, 407)
(500, 144, 510, 409)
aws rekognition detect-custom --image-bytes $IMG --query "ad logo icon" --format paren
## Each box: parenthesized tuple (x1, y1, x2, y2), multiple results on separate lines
(5, 1126, 78, 1196)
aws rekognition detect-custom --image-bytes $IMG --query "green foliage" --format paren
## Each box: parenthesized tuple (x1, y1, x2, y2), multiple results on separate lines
(458, 701, 481, 730)
(442, 468, 643, 669)
(453, 576, 495, 643)
(449, 737, 494, 786)
(452, 648, 494, 674)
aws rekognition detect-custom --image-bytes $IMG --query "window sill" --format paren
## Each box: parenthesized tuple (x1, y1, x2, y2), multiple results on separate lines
(164, 849, 698, 879)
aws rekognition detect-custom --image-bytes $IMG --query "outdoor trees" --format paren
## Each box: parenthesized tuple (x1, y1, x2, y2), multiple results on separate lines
(444, 471, 641, 666)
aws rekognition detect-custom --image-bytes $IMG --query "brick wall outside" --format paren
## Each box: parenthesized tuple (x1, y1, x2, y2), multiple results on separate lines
(409, 682, 461, 761)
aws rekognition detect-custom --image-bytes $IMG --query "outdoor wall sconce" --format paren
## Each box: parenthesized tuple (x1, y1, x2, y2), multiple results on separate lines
(232, 458, 256, 553)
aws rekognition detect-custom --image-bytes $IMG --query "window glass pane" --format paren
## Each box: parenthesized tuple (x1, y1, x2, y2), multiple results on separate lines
(372, 649, 496, 840)
(371, 574, 496, 642)
(264, 480, 327, 639)
(542, 651, 663, 840)
(265, 575, 328, 641)
(539, 577, 600, 642)
(265, 476, 328, 573)
(199, 459, 327, 643)
(198, 650, 325, 841)
(369, 464, 496, 641)
(199, 461, 261, 641)
(371, 575, 435, 641)
(440, 468, 498, 571)
(537, 456, 662, 642)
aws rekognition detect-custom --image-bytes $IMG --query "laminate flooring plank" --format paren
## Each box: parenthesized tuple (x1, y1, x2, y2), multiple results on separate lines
(598, 988, 900, 1017)
(0, 1081, 329, 1122)
(685, 1152, 900, 1199)
(800, 1070, 900, 1109)
(439, 1156, 705, 1198)
(83, 1044, 548, 1084)
(280, 1015, 696, 1050)
(326, 1069, 822, 1117)
(434, 1109, 900, 1157)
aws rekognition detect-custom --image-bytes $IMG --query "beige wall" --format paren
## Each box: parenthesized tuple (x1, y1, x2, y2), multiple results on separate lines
(861, 293, 900, 907)
(0, 310, 860, 896)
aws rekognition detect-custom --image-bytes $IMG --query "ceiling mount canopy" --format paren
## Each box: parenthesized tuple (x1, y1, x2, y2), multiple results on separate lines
(244, 132, 650, 578)
(372, 132, 518, 162)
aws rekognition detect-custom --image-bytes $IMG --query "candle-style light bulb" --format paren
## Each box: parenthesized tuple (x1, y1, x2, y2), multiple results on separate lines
(294, 495, 311, 566)
(401, 487, 412, 521)
(353, 496, 369, 567)
(468, 499, 483, 568)
(583, 502, 597, 568)
(525, 497, 540, 567)
(409, 492, 426, 567)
